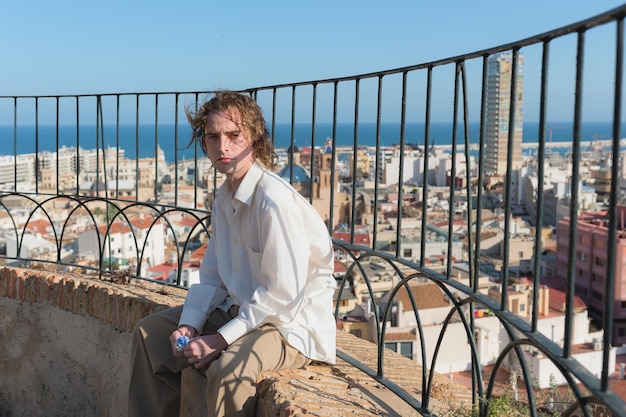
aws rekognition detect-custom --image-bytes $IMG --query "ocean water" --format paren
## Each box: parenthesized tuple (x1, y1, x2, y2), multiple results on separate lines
(0, 121, 621, 163)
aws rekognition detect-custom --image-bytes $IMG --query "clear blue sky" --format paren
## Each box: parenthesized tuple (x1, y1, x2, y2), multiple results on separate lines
(0, 0, 623, 95)
(1, 1, 625, 123)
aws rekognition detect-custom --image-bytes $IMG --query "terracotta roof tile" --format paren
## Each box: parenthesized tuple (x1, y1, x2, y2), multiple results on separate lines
(396, 282, 450, 311)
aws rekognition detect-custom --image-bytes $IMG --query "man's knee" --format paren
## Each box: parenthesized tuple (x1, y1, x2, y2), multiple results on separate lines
(206, 350, 259, 387)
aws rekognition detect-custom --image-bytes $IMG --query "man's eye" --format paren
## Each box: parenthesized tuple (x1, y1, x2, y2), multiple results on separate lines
(205, 134, 218, 141)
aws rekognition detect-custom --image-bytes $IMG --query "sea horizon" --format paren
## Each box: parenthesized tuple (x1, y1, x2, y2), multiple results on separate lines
(0, 121, 622, 163)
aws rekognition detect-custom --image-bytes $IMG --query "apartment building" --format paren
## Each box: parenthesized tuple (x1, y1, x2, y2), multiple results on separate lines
(555, 207, 626, 346)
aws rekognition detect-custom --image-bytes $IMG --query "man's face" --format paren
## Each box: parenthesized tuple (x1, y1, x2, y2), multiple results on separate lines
(203, 110, 255, 189)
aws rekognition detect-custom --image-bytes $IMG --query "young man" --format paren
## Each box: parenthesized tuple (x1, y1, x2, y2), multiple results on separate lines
(128, 90, 337, 417)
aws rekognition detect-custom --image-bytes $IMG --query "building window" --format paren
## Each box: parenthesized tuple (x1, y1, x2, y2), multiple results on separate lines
(400, 342, 413, 360)
(403, 248, 412, 258)
(619, 328, 626, 337)
(385, 343, 397, 352)
(592, 290, 602, 301)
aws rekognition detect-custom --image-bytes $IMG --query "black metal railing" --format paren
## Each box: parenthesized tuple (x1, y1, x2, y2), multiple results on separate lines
(2, 4, 626, 416)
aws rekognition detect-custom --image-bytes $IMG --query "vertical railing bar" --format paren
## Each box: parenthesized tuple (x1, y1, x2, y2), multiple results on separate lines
(564, 31, 585, 359)
(461, 64, 474, 282)
(460, 60, 485, 412)
(308, 84, 317, 204)
(372, 75, 383, 248)
(395, 72, 407, 258)
(289, 86, 296, 184)
(532, 41, 551, 333)
(35, 97, 39, 193)
(500, 48, 521, 311)
(95, 96, 101, 196)
(447, 63, 460, 277)
(53, 96, 62, 262)
(97, 95, 111, 274)
(102, 97, 108, 197)
(98, 95, 109, 200)
(602, 16, 623, 389)
(192, 93, 207, 200)
(328, 82, 339, 235)
(75, 97, 80, 194)
(350, 79, 361, 244)
(474, 56, 489, 290)
(472, 54, 489, 413)
(174, 93, 180, 206)
(13, 97, 17, 193)
(193, 93, 201, 207)
(116, 95, 121, 199)
(154, 94, 160, 205)
(420, 68, 433, 268)
(135, 95, 140, 200)
(55, 97, 60, 196)
(415, 65, 434, 406)
(271, 88, 277, 147)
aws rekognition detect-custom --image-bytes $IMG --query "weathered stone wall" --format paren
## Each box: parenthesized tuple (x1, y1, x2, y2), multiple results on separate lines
(1, 297, 130, 416)
(0, 267, 185, 417)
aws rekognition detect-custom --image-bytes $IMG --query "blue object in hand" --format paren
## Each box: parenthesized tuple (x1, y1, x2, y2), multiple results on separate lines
(175, 335, 189, 351)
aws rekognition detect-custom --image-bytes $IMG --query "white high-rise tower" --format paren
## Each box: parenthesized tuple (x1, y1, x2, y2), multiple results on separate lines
(485, 52, 524, 177)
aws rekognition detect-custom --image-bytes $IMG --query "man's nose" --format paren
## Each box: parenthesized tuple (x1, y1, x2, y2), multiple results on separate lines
(217, 135, 230, 150)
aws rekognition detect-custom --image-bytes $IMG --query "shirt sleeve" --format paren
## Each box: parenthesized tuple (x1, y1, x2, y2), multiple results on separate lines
(179, 230, 229, 332)
(217, 193, 313, 345)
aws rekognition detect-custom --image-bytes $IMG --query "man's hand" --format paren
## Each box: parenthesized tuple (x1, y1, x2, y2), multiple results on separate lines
(182, 333, 229, 369)
(170, 325, 196, 357)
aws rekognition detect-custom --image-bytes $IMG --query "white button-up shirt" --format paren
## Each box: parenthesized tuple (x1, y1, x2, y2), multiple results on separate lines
(180, 163, 337, 363)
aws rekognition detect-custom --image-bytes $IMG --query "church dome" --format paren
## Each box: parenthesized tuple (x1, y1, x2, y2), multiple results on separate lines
(277, 164, 311, 183)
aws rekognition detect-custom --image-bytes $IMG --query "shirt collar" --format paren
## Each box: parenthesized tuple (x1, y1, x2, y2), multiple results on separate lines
(231, 162, 263, 207)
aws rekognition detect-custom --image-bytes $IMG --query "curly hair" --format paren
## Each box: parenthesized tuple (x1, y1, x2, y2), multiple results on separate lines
(186, 90, 277, 170)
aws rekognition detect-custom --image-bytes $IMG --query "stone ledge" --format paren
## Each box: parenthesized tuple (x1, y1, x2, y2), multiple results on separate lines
(257, 364, 390, 416)
(0, 266, 187, 332)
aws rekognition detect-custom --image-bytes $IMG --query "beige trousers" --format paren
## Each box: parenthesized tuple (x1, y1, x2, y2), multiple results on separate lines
(128, 305, 309, 417)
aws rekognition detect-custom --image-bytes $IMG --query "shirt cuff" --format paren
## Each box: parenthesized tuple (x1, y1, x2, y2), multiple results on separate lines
(218, 317, 249, 345)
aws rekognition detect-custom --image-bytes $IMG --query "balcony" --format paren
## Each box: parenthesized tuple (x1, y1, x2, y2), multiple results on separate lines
(2, 5, 626, 417)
